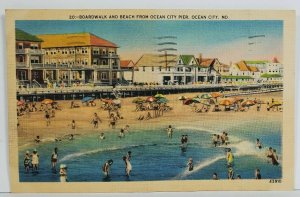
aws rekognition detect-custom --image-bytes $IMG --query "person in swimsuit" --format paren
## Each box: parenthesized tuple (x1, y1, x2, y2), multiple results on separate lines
(212, 173, 218, 180)
(187, 158, 193, 171)
(228, 167, 234, 180)
(271, 149, 279, 166)
(71, 120, 76, 130)
(99, 132, 105, 140)
(91, 113, 101, 128)
(35, 135, 41, 143)
(102, 159, 113, 177)
(59, 164, 68, 182)
(24, 151, 31, 173)
(126, 151, 132, 161)
(45, 111, 50, 126)
(119, 129, 125, 138)
(166, 125, 174, 138)
(31, 149, 39, 172)
(212, 134, 218, 147)
(51, 147, 58, 172)
(226, 148, 234, 167)
(123, 156, 132, 177)
(255, 169, 261, 179)
(256, 139, 262, 149)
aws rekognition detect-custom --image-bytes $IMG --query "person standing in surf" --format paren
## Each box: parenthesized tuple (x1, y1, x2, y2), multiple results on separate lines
(228, 167, 235, 180)
(166, 125, 174, 138)
(59, 164, 68, 182)
(102, 159, 113, 177)
(212, 173, 218, 180)
(226, 148, 234, 167)
(122, 156, 132, 176)
(51, 147, 58, 173)
(24, 151, 31, 173)
(187, 158, 193, 171)
(256, 138, 262, 149)
(255, 169, 262, 179)
(45, 110, 51, 126)
(31, 149, 39, 172)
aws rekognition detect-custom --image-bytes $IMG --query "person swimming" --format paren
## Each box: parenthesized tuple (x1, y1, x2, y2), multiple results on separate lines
(212, 173, 218, 180)
(256, 139, 262, 149)
(266, 147, 279, 165)
(187, 158, 193, 171)
(212, 134, 218, 147)
(126, 151, 132, 161)
(123, 125, 130, 133)
(59, 164, 68, 182)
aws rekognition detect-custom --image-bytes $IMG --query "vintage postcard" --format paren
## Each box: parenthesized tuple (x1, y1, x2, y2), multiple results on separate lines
(6, 9, 295, 192)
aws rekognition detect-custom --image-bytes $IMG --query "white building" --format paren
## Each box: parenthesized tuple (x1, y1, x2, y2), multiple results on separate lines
(134, 54, 221, 85)
(222, 60, 260, 83)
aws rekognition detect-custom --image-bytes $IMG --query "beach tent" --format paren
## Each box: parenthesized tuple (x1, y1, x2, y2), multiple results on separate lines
(81, 97, 94, 103)
(41, 99, 54, 104)
(183, 99, 193, 105)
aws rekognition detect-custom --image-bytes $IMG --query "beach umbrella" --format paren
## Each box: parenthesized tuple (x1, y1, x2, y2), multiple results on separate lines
(154, 93, 165, 98)
(132, 97, 145, 103)
(192, 97, 201, 103)
(101, 99, 113, 104)
(200, 99, 211, 106)
(112, 99, 121, 105)
(198, 93, 212, 99)
(183, 99, 193, 105)
(210, 92, 223, 98)
(81, 97, 94, 103)
(219, 99, 232, 106)
(270, 101, 282, 107)
(146, 96, 156, 102)
(178, 96, 188, 101)
(232, 97, 244, 103)
(41, 99, 54, 105)
(17, 100, 25, 106)
(156, 97, 169, 104)
(241, 100, 255, 107)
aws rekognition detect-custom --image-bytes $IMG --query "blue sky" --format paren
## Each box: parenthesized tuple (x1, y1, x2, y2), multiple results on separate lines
(16, 20, 283, 64)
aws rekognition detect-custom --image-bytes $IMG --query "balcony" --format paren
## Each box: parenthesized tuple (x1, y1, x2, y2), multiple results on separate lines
(93, 64, 110, 69)
(31, 63, 44, 68)
(16, 48, 44, 55)
(57, 64, 69, 69)
(16, 62, 28, 68)
(16, 49, 25, 54)
(44, 64, 57, 69)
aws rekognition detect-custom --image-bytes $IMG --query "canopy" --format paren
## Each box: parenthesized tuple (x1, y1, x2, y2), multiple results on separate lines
(210, 92, 223, 98)
(81, 97, 94, 103)
(41, 99, 54, 104)
(183, 99, 193, 105)
(156, 97, 169, 104)
(132, 97, 145, 103)
(242, 100, 255, 107)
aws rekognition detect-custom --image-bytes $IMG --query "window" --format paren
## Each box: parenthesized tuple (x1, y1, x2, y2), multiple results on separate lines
(152, 67, 154, 72)
(30, 43, 38, 49)
(159, 66, 162, 71)
(112, 72, 117, 79)
(93, 59, 98, 65)
(17, 43, 23, 49)
(143, 67, 145, 72)
(101, 72, 108, 80)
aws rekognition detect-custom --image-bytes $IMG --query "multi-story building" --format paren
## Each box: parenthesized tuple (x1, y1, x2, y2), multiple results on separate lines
(134, 54, 220, 85)
(16, 29, 44, 87)
(37, 32, 129, 86)
(120, 60, 135, 83)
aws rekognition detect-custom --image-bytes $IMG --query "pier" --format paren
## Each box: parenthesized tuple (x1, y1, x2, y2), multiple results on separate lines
(17, 83, 283, 102)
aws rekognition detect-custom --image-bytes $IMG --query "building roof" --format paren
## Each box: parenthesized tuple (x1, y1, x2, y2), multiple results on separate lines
(135, 54, 177, 67)
(180, 55, 195, 65)
(16, 29, 43, 42)
(37, 32, 118, 48)
(199, 58, 215, 68)
(120, 60, 134, 68)
(235, 61, 260, 72)
(245, 60, 268, 64)
(272, 57, 280, 63)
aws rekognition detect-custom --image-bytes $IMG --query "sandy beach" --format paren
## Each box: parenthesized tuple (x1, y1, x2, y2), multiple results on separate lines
(17, 91, 283, 146)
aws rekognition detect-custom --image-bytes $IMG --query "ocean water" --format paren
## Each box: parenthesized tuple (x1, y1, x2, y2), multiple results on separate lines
(19, 119, 281, 182)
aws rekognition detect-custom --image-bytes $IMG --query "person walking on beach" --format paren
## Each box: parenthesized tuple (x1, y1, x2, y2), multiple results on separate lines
(59, 164, 68, 182)
(123, 156, 132, 177)
(45, 111, 51, 126)
(110, 114, 117, 129)
(166, 125, 174, 138)
(187, 158, 193, 171)
(51, 147, 58, 173)
(102, 159, 113, 177)
(255, 169, 261, 179)
(35, 135, 41, 143)
(31, 149, 39, 172)
(91, 113, 101, 128)
(71, 120, 76, 130)
(226, 148, 234, 167)
(24, 151, 31, 173)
